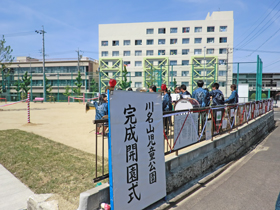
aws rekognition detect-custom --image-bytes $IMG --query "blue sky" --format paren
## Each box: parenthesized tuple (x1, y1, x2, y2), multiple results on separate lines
(1, 0, 280, 73)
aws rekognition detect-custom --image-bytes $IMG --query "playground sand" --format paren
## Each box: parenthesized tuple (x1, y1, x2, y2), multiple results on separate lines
(0, 102, 108, 156)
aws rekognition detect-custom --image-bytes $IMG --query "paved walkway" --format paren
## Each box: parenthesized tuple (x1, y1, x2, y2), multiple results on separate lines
(0, 164, 34, 210)
(173, 121, 280, 210)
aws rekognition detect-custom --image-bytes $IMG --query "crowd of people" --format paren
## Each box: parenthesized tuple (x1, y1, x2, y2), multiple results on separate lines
(92, 80, 239, 134)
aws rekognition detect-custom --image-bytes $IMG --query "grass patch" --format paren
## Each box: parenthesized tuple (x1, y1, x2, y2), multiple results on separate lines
(0, 129, 108, 207)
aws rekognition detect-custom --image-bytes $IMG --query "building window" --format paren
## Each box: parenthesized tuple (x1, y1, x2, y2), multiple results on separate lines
(220, 26, 227, 32)
(182, 60, 189, 66)
(182, 27, 190, 33)
(207, 26, 215, 32)
(182, 82, 189, 86)
(207, 38, 214, 43)
(220, 37, 227, 43)
(146, 28, 154, 34)
(182, 38, 189, 44)
(219, 71, 227, 76)
(124, 51, 130, 56)
(181, 70, 189, 76)
(195, 27, 202, 32)
(170, 71, 177, 76)
(112, 40, 119, 46)
(146, 50, 153, 56)
(170, 27, 178, 33)
(135, 82, 142, 88)
(101, 51, 108, 57)
(135, 61, 142, 67)
(135, 50, 142, 56)
(124, 61, 131, 66)
(219, 59, 227, 65)
(220, 82, 226, 87)
(135, 72, 142, 77)
(207, 48, 214, 54)
(146, 39, 154, 45)
(158, 39, 165, 45)
(158, 50, 165, 55)
(135, 40, 142, 45)
(124, 40, 130, 45)
(170, 60, 177, 66)
(170, 50, 177, 55)
(112, 51, 119, 56)
(219, 48, 227, 54)
(194, 38, 202, 43)
(101, 41, 108, 46)
(194, 49, 202, 55)
(170, 39, 177, 44)
(182, 49, 189, 55)
(158, 28, 166, 34)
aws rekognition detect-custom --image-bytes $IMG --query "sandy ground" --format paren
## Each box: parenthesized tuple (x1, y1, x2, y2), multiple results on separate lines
(0, 101, 108, 157)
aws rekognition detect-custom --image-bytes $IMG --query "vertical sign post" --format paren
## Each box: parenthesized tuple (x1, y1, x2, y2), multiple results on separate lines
(27, 93, 30, 123)
(108, 91, 166, 210)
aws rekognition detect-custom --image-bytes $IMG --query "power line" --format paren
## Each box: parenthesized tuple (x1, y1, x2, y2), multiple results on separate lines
(1, 31, 35, 38)
(246, 27, 280, 56)
(234, 48, 280, 53)
(239, 11, 280, 48)
(235, 1, 280, 48)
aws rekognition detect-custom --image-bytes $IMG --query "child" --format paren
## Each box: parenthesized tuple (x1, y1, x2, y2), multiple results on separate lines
(93, 94, 108, 134)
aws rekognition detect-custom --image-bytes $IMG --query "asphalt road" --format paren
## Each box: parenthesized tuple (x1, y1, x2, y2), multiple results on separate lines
(171, 116, 280, 210)
(274, 108, 280, 121)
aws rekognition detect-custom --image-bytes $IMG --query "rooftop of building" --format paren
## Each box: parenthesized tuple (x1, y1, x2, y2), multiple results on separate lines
(99, 11, 233, 26)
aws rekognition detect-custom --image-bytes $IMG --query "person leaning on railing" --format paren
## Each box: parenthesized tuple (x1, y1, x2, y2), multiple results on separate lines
(224, 84, 239, 104)
(192, 80, 210, 107)
(209, 83, 225, 106)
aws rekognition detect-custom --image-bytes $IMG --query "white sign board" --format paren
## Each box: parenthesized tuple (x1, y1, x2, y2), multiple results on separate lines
(173, 113, 198, 150)
(109, 91, 166, 210)
(238, 84, 249, 102)
(171, 94, 180, 102)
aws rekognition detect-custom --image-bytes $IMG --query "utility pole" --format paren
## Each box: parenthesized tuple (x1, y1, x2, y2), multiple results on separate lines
(35, 26, 46, 102)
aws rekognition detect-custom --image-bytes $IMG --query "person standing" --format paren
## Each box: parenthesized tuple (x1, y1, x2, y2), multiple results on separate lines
(225, 84, 239, 104)
(180, 84, 191, 99)
(192, 80, 210, 107)
(161, 84, 172, 111)
(209, 83, 225, 106)
(93, 94, 108, 134)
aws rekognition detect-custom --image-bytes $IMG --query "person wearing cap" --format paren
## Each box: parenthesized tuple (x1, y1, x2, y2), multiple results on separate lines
(162, 84, 172, 112)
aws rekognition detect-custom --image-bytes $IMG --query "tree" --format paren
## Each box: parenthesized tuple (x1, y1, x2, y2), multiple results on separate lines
(170, 78, 177, 92)
(0, 35, 14, 72)
(20, 71, 31, 99)
(119, 65, 132, 90)
(45, 75, 53, 98)
(13, 80, 22, 100)
(63, 85, 72, 98)
(73, 70, 82, 95)
(261, 93, 267, 99)
(250, 93, 256, 100)
(90, 78, 99, 92)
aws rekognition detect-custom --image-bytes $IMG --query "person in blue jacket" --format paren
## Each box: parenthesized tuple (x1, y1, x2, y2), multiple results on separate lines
(192, 80, 210, 107)
(225, 84, 239, 104)
(93, 94, 108, 134)
(209, 83, 225, 106)
(180, 84, 191, 99)
(162, 84, 172, 111)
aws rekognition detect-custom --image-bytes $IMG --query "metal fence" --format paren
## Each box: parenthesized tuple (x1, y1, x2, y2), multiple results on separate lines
(92, 98, 273, 182)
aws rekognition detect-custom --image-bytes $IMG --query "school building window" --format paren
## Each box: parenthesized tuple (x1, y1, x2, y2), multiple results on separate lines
(147, 39, 154, 45)
(146, 28, 154, 34)
(112, 40, 119, 46)
(158, 39, 165, 45)
(182, 27, 190, 33)
(124, 40, 130, 45)
(135, 82, 142, 88)
(182, 38, 189, 44)
(158, 28, 166, 34)
(124, 51, 130, 56)
(101, 41, 108, 46)
(170, 27, 178, 33)
(181, 71, 189, 76)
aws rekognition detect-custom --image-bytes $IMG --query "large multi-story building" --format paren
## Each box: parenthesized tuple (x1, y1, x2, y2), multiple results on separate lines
(99, 11, 234, 96)
(0, 56, 99, 101)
